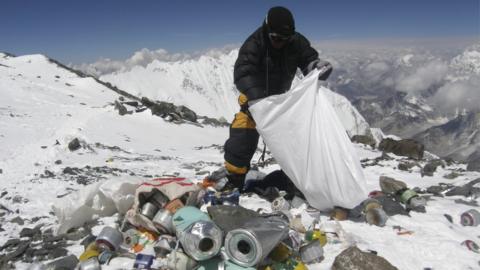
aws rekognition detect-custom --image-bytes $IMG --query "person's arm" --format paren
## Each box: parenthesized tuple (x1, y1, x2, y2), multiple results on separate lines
(234, 37, 266, 101)
(297, 34, 333, 80)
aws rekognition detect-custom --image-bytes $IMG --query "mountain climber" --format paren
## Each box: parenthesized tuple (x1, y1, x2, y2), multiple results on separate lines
(208, 6, 333, 190)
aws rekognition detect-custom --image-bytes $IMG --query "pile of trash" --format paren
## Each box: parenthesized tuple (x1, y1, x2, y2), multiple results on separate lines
(19, 169, 480, 269)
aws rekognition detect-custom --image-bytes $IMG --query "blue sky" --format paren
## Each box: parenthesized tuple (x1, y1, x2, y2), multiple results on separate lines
(2, 0, 479, 64)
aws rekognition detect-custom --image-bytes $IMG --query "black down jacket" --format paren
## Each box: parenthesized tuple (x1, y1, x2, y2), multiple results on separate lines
(234, 23, 320, 101)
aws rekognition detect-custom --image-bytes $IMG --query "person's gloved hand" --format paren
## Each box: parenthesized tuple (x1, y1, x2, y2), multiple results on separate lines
(306, 59, 333, 80)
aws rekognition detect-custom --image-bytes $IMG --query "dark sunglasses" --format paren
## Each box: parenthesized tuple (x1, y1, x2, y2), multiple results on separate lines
(269, 32, 292, 42)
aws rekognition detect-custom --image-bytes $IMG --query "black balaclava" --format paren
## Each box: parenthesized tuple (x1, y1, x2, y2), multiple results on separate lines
(266, 6, 295, 36)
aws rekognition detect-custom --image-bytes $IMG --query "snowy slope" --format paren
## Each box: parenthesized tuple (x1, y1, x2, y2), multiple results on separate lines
(1, 53, 480, 270)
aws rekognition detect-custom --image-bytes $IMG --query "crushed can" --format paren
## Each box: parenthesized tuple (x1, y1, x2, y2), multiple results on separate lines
(154, 235, 177, 258)
(461, 209, 480, 226)
(365, 207, 388, 227)
(134, 253, 155, 269)
(95, 226, 123, 252)
(123, 229, 140, 249)
(140, 202, 159, 220)
(300, 239, 324, 264)
(203, 189, 240, 206)
(165, 198, 185, 214)
(330, 207, 348, 221)
(98, 250, 115, 265)
(152, 208, 174, 234)
(149, 189, 170, 209)
(461, 240, 479, 253)
(285, 230, 302, 252)
(272, 197, 291, 212)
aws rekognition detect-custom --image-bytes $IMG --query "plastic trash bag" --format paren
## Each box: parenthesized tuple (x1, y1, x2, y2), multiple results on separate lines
(249, 69, 367, 210)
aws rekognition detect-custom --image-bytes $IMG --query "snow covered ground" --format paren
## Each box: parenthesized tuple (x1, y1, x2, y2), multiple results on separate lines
(1, 53, 479, 269)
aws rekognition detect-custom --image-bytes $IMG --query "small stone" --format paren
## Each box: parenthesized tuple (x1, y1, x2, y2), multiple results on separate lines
(0, 191, 7, 198)
(0, 239, 21, 252)
(19, 226, 41, 238)
(45, 254, 79, 269)
(10, 216, 24, 226)
(444, 172, 460, 179)
(332, 246, 398, 270)
(41, 146, 47, 149)
(48, 247, 68, 259)
(12, 195, 25, 204)
(0, 168, 3, 174)
(444, 214, 453, 223)
(55, 160, 62, 165)
(3, 241, 30, 261)
(68, 138, 81, 151)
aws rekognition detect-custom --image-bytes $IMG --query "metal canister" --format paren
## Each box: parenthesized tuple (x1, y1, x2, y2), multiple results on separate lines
(461, 240, 479, 253)
(95, 226, 124, 252)
(399, 189, 418, 204)
(123, 229, 140, 249)
(461, 209, 480, 226)
(272, 197, 290, 212)
(224, 216, 289, 267)
(149, 190, 170, 208)
(362, 198, 382, 212)
(154, 235, 177, 258)
(153, 208, 174, 234)
(78, 258, 101, 270)
(140, 202, 159, 220)
(300, 240, 324, 264)
(365, 207, 388, 227)
(173, 206, 223, 261)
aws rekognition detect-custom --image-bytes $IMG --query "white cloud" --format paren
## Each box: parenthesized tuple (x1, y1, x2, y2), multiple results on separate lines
(395, 60, 449, 93)
(74, 45, 240, 77)
(432, 76, 480, 113)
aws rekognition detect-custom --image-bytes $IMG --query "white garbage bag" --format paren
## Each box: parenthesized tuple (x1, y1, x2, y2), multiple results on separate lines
(249, 70, 367, 210)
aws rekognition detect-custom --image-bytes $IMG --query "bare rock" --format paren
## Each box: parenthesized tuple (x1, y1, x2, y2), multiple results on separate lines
(378, 138, 424, 160)
(332, 246, 398, 270)
(10, 216, 24, 226)
(351, 135, 376, 148)
(68, 138, 81, 151)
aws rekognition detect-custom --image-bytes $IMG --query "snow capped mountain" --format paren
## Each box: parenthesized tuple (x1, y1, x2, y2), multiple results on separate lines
(413, 110, 480, 165)
(100, 50, 239, 122)
(353, 91, 447, 138)
(450, 43, 480, 76)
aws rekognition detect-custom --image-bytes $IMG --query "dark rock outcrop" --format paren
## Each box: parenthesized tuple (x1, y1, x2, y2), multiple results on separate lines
(332, 246, 398, 270)
(445, 178, 480, 197)
(67, 138, 81, 151)
(378, 138, 424, 159)
(467, 150, 480, 172)
(351, 135, 376, 148)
